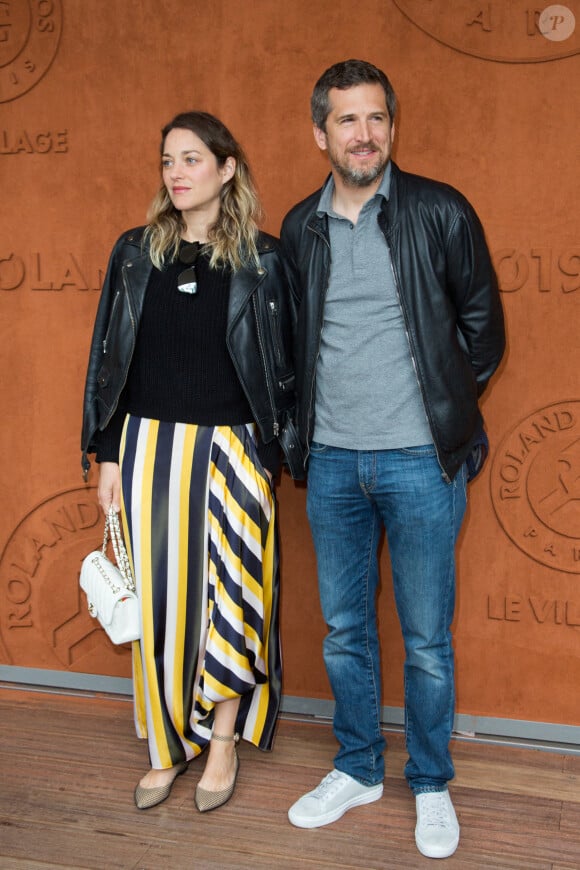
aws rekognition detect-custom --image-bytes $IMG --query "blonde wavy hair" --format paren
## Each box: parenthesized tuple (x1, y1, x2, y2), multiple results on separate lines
(144, 111, 262, 271)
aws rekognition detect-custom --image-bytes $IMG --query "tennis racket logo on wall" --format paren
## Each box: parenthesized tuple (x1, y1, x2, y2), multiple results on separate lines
(0, 489, 132, 668)
(392, 1, 580, 63)
(0, 0, 63, 103)
(491, 401, 580, 575)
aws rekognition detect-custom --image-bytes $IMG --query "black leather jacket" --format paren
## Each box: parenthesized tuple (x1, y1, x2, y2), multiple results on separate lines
(280, 162, 505, 481)
(81, 227, 304, 480)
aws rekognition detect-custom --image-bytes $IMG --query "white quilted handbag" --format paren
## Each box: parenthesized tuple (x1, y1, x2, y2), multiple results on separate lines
(79, 508, 140, 644)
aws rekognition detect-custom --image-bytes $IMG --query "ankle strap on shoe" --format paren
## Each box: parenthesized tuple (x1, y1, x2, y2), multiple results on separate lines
(211, 732, 239, 743)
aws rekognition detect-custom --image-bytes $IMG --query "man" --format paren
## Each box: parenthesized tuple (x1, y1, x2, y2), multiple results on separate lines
(281, 60, 505, 859)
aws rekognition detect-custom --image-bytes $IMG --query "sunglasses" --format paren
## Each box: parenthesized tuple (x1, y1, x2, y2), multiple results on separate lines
(177, 242, 202, 294)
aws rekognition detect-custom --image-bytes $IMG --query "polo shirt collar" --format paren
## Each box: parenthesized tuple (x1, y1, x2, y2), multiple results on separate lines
(316, 161, 392, 217)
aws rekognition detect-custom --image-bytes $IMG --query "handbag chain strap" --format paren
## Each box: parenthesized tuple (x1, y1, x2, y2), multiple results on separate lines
(102, 508, 136, 593)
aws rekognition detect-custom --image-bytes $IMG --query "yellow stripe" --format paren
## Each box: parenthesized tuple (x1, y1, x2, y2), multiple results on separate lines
(207, 549, 264, 655)
(119, 417, 148, 740)
(119, 416, 134, 566)
(131, 640, 148, 738)
(171, 424, 196, 747)
(207, 510, 262, 602)
(208, 511, 263, 605)
(203, 670, 243, 700)
(139, 421, 173, 768)
(205, 625, 255, 676)
(207, 563, 262, 653)
(247, 505, 276, 742)
(210, 460, 263, 545)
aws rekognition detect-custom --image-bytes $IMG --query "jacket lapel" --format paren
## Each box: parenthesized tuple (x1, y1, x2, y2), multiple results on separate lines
(227, 262, 266, 332)
(122, 251, 153, 324)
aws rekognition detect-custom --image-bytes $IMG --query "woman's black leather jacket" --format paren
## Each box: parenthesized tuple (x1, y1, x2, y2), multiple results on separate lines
(81, 227, 304, 480)
(281, 161, 506, 482)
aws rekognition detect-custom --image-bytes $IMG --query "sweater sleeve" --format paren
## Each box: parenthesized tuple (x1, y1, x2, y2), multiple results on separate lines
(257, 436, 281, 479)
(94, 402, 126, 464)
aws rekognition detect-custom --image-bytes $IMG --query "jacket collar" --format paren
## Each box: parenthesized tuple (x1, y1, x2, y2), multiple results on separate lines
(121, 239, 153, 321)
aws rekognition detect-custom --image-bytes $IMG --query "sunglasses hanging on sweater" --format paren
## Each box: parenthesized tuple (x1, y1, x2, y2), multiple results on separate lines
(177, 242, 202, 294)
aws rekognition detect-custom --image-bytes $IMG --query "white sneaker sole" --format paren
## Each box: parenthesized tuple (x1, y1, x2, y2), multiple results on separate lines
(288, 783, 383, 829)
(415, 831, 460, 859)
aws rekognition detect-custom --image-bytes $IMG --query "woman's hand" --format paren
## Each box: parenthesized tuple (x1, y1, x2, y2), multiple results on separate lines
(98, 462, 121, 514)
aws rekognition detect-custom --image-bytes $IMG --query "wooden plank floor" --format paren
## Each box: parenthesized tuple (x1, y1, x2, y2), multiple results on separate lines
(0, 687, 579, 869)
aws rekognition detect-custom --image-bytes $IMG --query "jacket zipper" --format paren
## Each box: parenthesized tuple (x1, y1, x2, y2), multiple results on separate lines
(252, 295, 279, 436)
(382, 228, 449, 482)
(102, 266, 137, 429)
(268, 299, 283, 365)
(304, 223, 332, 461)
(102, 290, 121, 354)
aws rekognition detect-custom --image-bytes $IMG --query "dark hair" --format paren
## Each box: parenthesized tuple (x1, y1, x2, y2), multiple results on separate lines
(145, 111, 261, 270)
(311, 59, 397, 131)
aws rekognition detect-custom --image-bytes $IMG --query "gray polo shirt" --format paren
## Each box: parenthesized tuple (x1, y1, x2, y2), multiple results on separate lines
(312, 164, 432, 450)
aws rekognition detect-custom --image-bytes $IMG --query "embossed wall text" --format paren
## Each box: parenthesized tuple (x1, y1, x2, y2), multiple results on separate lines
(491, 401, 580, 574)
(393, 1, 580, 62)
(487, 594, 580, 628)
(0, 129, 68, 153)
(2, 248, 577, 295)
(0, 489, 131, 668)
(0, 0, 63, 102)
(494, 247, 580, 293)
(0, 253, 103, 291)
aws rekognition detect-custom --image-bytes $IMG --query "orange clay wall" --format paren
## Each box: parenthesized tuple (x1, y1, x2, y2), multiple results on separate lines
(1, 0, 579, 731)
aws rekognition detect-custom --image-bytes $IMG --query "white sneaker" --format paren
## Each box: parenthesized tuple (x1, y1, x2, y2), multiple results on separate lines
(415, 789, 460, 858)
(288, 769, 383, 829)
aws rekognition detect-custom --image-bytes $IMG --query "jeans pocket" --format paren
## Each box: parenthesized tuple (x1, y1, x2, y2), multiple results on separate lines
(309, 441, 329, 454)
(399, 444, 437, 458)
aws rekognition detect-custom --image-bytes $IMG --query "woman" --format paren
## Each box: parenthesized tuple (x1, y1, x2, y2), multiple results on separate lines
(81, 111, 302, 812)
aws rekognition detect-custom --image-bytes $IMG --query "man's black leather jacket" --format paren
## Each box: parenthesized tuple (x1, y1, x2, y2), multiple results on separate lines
(280, 161, 505, 482)
(81, 227, 304, 480)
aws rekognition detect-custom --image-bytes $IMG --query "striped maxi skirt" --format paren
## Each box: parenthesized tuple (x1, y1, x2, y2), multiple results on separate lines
(118, 415, 281, 770)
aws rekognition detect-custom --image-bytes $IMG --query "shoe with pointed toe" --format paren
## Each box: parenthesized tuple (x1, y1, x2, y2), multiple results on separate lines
(195, 733, 239, 813)
(134, 761, 188, 810)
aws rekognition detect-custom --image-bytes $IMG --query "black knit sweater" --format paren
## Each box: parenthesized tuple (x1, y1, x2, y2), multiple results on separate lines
(95, 249, 279, 474)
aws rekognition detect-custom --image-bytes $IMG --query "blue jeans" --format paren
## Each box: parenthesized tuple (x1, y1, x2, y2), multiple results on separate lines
(306, 443, 467, 794)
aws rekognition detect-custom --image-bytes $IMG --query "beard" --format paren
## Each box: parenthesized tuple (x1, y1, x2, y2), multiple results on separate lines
(328, 142, 389, 188)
